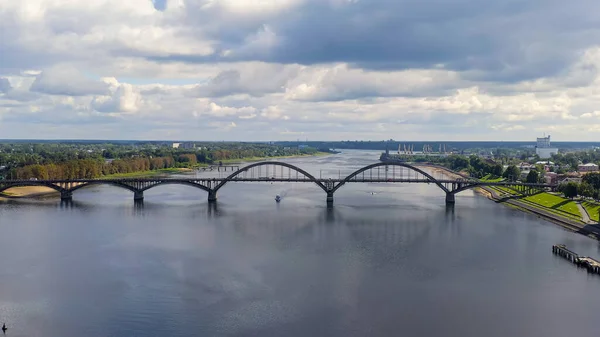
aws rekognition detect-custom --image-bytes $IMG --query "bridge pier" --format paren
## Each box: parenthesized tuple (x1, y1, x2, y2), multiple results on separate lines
(134, 190, 144, 201)
(208, 190, 217, 203)
(61, 191, 72, 201)
(326, 191, 334, 205)
(445, 192, 455, 204)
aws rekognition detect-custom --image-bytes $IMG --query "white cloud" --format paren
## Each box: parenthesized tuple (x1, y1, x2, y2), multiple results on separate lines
(30, 64, 109, 96)
(91, 80, 142, 113)
(580, 111, 600, 119)
(1, 0, 600, 140)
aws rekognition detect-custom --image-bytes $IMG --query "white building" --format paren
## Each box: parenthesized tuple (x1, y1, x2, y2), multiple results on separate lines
(535, 135, 558, 159)
(537, 135, 551, 148)
(172, 142, 195, 149)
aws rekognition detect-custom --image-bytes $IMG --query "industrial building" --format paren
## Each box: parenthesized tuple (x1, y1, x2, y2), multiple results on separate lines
(535, 135, 558, 159)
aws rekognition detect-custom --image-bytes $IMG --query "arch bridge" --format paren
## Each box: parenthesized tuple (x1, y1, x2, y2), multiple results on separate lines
(0, 161, 555, 205)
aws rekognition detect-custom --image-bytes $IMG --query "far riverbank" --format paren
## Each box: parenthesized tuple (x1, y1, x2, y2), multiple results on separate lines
(217, 151, 331, 165)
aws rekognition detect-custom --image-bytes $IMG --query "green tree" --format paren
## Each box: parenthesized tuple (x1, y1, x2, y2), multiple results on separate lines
(503, 165, 521, 182)
(561, 182, 579, 199)
(492, 164, 503, 177)
(582, 172, 600, 190)
(526, 170, 539, 183)
(579, 182, 594, 199)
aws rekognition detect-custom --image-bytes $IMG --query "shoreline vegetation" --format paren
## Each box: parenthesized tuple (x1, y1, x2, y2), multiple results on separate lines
(0, 152, 331, 199)
(418, 164, 600, 240)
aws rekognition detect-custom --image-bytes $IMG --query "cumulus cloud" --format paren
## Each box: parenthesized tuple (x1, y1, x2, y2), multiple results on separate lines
(1, 0, 600, 140)
(30, 65, 110, 96)
(91, 79, 142, 113)
(191, 63, 299, 97)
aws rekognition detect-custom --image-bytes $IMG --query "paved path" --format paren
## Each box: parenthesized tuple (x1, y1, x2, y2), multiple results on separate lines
(576, 202, 594, 224)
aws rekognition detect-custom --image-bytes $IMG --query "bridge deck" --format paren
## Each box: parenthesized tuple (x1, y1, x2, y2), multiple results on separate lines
(0, 178, 552, 187)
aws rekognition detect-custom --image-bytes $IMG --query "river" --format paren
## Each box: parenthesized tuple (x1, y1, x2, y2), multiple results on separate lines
(1, 150, 599, 337)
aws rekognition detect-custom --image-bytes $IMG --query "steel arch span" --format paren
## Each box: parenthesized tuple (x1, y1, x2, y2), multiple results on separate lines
(331, 162, 450, 194)
(213, 161, 327, 193)
(0, 181, 65, 194)
(140, 181, 212, 194)
(68, 180, 139, 194)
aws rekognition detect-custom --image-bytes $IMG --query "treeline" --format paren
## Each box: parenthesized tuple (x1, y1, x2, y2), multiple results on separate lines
(9, 146, 318, 179)
(551, 150, 600, 171)
(558, 172, 600, 200)
(12, 156, 193, 180)
(0, 142, 318, 171)
(419, 155, 505, 179)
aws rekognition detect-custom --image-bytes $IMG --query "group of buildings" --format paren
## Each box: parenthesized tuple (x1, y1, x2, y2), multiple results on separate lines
(512, 135, 599, 185)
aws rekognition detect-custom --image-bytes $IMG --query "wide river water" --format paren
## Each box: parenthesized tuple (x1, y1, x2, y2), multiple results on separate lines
(1, 150, 600, 337)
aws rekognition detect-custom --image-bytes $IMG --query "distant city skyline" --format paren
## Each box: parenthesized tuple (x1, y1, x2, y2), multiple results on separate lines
(1, 1, 600, 140)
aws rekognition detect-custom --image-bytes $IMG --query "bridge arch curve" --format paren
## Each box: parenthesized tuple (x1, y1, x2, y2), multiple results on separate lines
(213, 161, 327, 193)
(140, 181, 212, 194)
(0, 181, 66, 194)
(68, 180, 140, 193)
(331, 162, 450, 194)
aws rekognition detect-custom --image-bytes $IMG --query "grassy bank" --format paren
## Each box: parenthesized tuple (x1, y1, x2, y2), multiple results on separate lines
(487, 186, 584, 222)
(582, 201, 600, 222)
(485, 186, 585, 223)
(480, 174, 504, 182)
(523, 193, 581, 218)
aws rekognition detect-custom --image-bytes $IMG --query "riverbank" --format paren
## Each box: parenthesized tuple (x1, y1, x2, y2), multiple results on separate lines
(480, 186, 600, 240)
(218, 151, 331, 164)
(415, 164, 467, 180)
(418, 164, 600, 240)
(0, 186, 59, 199)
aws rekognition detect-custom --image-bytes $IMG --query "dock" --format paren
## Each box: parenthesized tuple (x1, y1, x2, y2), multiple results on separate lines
(552, 244, 600, 274)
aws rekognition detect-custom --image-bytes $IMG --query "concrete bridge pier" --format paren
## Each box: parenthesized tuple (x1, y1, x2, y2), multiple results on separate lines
(134, 190, 144, 201)
(445, 192, 455, 204)
(326, 191, 334, 205)
(61, 191, 73, 201)
(208, 190, 217, 203)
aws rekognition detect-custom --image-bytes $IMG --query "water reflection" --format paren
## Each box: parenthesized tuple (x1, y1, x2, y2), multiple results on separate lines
(445, 203, 455, 220)
(207, 202, 218, 218)
(133, 200, 144, 216)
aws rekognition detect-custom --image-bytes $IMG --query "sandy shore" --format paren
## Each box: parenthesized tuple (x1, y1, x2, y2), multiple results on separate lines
(0, 186, 59, 198)
(415, 164, 466, 180)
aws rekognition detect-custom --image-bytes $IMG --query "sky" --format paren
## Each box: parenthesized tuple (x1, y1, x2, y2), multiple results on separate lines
(1, 0, 600, 141)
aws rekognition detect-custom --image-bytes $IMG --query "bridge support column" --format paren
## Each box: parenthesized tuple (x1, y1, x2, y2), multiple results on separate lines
(61, 191, 72, 201)
(445, 192, 455, 204)
(326, 191, 334, 205)
(134, 190, 144, 201)
(208, 190, 217, 203)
